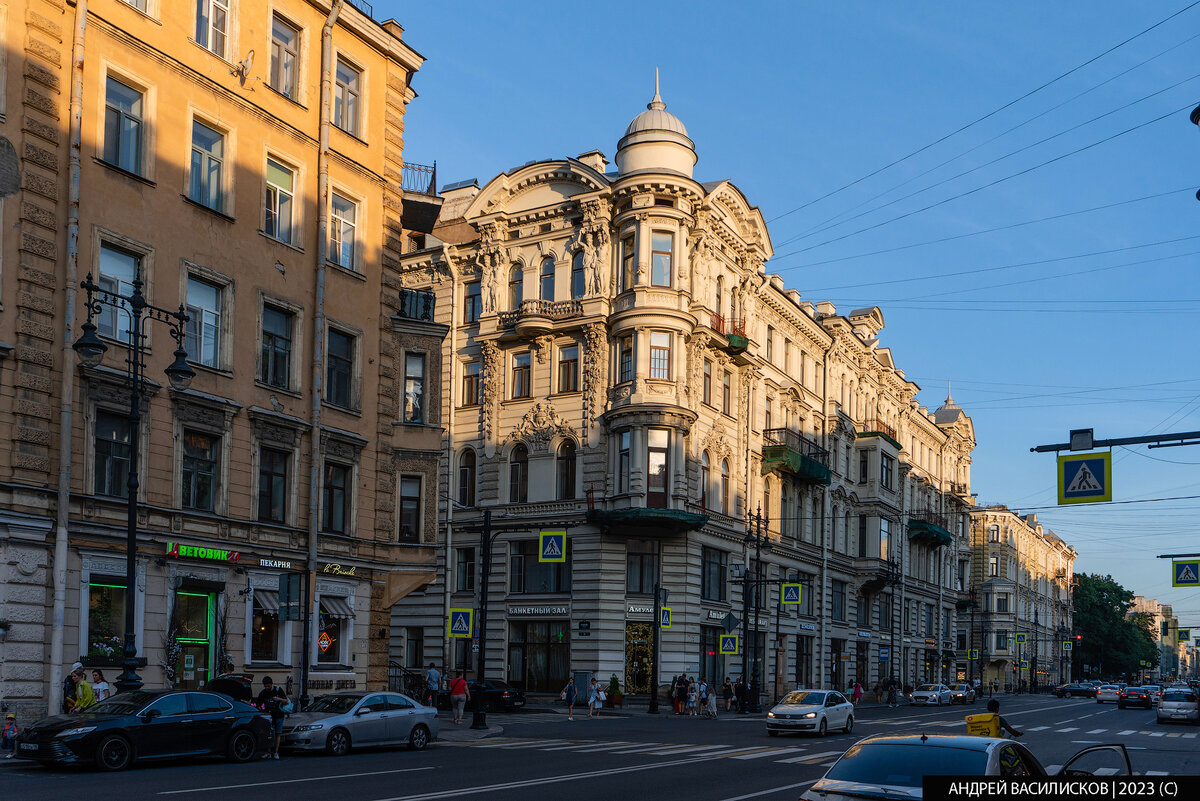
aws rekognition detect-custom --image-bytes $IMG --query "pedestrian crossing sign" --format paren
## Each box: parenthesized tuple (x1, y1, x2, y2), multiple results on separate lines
(720, 634, 739, 655)
(1057, 452, 1111, 505)
(1020, 660, 1029, 670)
(1172, 559, 1200, 588)
(1063, 641, 1073, 652)
(448, 608, 473, 639)
(969, 649, 979, 659)
(782, 583, 802, 604)
(539, 530, 566, 563)
(1015, 633, 1027, 645)
(1179, 629, 1191, 642)
(660, 607, 672, 629)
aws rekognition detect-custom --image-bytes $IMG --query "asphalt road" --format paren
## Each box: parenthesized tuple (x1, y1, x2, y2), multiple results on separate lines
(4, 695, 1197, 801)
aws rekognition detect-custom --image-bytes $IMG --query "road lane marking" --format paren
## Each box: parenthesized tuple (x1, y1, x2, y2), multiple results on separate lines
(1056, 727, 1079, 733)
(694, 746, 780, 758)
(716, 780, 817, 801)
(1027, 726, 1050, 731)
(1118, 730, 1135, 735)
(1184, 733, 1197, 739)
(159, 767, 435, 795)
(731, 747, 808, 760)
(794, 750, 845, 764)
(480, 738, 569, 748)
(539, 740, 635, 751)
(553, 741, 640, 751)
(642, 743, 732, 756)
(1149, 732, 1165, 737)
(1166, 733, 1181, 738)
(1086, 729, 1107, 734)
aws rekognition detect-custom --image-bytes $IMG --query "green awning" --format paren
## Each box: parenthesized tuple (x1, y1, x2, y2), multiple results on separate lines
(854, 429, 902, 450)
(907, 518, 953, 548)
(761, 445, 832, 485)
(586, 507, 709, 536)
(726, 333, 749, 353)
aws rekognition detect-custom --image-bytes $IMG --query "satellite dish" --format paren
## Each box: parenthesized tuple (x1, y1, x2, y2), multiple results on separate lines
(231, 49, 254, 82)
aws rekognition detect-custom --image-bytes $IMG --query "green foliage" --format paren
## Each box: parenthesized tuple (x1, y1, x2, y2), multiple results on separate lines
(1072, 574, 1160, 678)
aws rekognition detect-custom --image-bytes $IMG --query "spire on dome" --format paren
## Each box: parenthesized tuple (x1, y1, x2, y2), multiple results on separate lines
(945, 381, 953, 406)
(648, 67, 666, 111)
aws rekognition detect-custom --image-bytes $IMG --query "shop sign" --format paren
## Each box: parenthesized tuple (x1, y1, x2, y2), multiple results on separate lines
(925, 638, 937, 648)
(166, 542, 240, 562)
(259, 558, 292, 569)
(507, 605, 569, 616)
(318, 631, 333, 653)
(707, 610, 726, 620)
(322, 563, 357, 576)
(857, 631, 871, 639)
(308, 677, 357, 691)
(627, 604, 654, 615)
(799, 623, 816, 632)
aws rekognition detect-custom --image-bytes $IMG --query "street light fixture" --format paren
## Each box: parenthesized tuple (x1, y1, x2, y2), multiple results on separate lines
(74, 273, 193, 694)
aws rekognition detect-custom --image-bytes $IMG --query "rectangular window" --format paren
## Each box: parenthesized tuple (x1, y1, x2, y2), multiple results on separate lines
(464, 282, 482, 323)
(260, 306, 293, 389)
(879, 594, 892, 630)
(831, 579, 847, 621)
(647, 428, 669, 508)
(618, 336, 634, 383)
(195, 0, 229, 59)
(264, 158, 295, 243)
(880, 517, 891, 561)
(326, 329, 355, 408)
(557, 345, 579, 393)
(330, 193, 358, 270)
(257, 448, 288, 523)
(403, 352, 426, 423)
(269, 16, 300, 99)
(626, 539, 657, 594)
(405, 628, 423, 669)
(798, 574, 815, 616)
(571, 253, 585, 299)
(185, 277, 222, 369)
(702, 360, 712, 406)
(784, 339, 792, 374)
(859, 451, 868, 484)
(511, 540, 571, 593)
(462, 360, 480, 406)
(321, 462, 349, 534)
(455, 547, 475, 592)
(988, 554, 999, 577)
(650, 231, 673, 286)
(189, 120, 224, 212)
(103, 76, 143, 174)
(399, 475, 421, 541)
(181, 429, 218, 511)
(701, 547, 727, 602)
(619, 234, 634, 292)
(511, 352, 531, 398)
(881, 452, 894, 489)
(649, 332, 671, 379)
(617, 430, 631, 493)
(93, 411, 131, 497)
(996, 632, 1008, 651)
(997, 592, 1009, 613)
(765, 397, 773, 430)
(316, 599, 348, 664)
(722, 371, 732, 415)
(334, 58, 360, 136)
(251, 593, 280, 662)
(765, 327, 774, 362)
(87, 579, 126, 662)
(858, 515, 868, 558)
(97, 244, 139, 343)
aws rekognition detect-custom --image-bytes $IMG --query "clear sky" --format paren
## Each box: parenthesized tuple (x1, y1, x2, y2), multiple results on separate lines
(381, 1, 1200, 623)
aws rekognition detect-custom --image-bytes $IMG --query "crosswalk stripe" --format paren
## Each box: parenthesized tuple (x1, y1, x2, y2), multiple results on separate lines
(794, 750, 846, 764)
(608, 743, 670, 754)
(691, 746, 778, 758)
(641, 744, 729, 756)
(732, 747, 809, 760)
(1057, 727, 1079, 733)
(1146, 771, 1169, 776)
(1118, 730, 1135, 736)
(539, 741, 625, 751)
(1027, 726, 1050, 731)
(1138, 731, 1152, 736)
(1183, 733, 1197, 739)
(1094, 768, 1120, 776)
(1166, 733, 1181, 738)
(1086, 729, 1106, 734)
(1149, 732, 1165, 738)
(776, 752, 822, 764)
(566, 741, 640, 752)
(487, 739, 577, 749)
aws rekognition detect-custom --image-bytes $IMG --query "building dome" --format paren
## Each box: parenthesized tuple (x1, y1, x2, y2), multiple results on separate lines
(615, 70, 697, 178)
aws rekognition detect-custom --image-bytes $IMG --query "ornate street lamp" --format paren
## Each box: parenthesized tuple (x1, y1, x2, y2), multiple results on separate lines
(74, 273, 193, 693)
(743, 507, 769, 713)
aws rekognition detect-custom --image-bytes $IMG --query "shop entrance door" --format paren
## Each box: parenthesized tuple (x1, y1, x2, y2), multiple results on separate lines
(174, 591, 216, 689)
(624, 622, 652, 694)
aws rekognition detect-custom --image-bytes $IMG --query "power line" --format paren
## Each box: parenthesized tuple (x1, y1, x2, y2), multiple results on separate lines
(764, 0, 1200, 226)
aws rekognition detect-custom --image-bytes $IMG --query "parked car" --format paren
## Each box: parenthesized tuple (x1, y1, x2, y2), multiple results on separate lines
(1148, 686, 1162, 706)
(14, 689, 271, 771)
(1053, 682, 1096, 698)
(949, 684, 976, 704)
(912, 684, 954, 706)
(1095, 685, 1120, 704)
(282, 691, 437, 756)
(800, 735, 1131, 800)
(436, 679, 527, 713)
(766, 689, 853, 737)
(1117, 686, 1152, 709)
(1156, 688, 1199, 723)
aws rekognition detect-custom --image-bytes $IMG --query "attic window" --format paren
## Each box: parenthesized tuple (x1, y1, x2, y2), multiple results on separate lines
(408, 234, 426, 252)
(655, 198, 674, 207)
(509, 229, 521, 240)
(540, 223, 552, 233)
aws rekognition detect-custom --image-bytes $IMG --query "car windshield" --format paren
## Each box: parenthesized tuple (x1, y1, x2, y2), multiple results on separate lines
(307, 694, 363, 714)
(781, 691, 825, 706)
(916, 685, 938, 692)
(824, 742, 989, 787)
(87, 691, 158, 716)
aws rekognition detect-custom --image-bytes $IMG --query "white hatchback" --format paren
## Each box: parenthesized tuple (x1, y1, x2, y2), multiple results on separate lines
(1096, 685, 1120, 704)
(1156, 688, 1199, 723)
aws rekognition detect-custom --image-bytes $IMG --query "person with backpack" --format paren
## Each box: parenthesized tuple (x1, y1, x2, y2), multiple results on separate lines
(256, 676, 290, 759)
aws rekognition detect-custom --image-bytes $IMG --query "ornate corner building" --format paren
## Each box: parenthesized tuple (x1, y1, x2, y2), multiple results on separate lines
(396, 82, 977, 699)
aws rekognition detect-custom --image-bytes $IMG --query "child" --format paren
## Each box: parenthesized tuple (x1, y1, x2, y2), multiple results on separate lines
(2, 713, 16, 758)
(687, 681, 697, 716)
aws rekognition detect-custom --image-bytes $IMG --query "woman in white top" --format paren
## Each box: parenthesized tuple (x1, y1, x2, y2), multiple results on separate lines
(91, 670, 110, 702)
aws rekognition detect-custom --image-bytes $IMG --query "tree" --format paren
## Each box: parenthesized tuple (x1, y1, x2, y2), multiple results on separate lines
(1072, 574, 1157, 679)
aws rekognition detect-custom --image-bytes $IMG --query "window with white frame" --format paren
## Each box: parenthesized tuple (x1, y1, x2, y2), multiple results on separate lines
(195, 0, 229, 59)
(185, 276, 222, 369)
(618, 336, 633, 383)
(269, 15, 300, 99)
(103, 76, 144, 174)
(649, 332, 671, 380)
(264, 158, 295, 243)
(455, 547, 475, 592)
(333, 58, 361, 136)
(461, 359, 480, 406)
(703, 360, 712, 405)
(511, 351, 531, 399)
(330, 193, 358, 270)
(97, 243, 139, 343)
(189, 120, 225, 212)
(650, 231, 673, 287)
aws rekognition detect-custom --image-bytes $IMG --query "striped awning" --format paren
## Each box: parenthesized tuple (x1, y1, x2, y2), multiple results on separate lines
(320, 596, 354, 620)
(253, 590, 280, 614)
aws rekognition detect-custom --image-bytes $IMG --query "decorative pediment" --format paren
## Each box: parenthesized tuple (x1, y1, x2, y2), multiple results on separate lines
(507, 401, 577, 453)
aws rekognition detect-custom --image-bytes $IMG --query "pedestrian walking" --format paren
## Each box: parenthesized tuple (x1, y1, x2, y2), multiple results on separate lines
(722, 678, 733, 711)
(2, 713, 17, 759)
(62, 660, 82, 714)
(734, 677, 746, 713)
(69, 668, 96, 713)
(886, 678, 898, 708)
(852, 680, 863, 706)
(705, 684, 719, 718)
(587, 678, 602, 718)
(991, 678, 998, 698)
(674, 675, 688, 715)
(872, 682, 882, 703)
(561, 676, 578, 720)
(91, 670, 111, 703)
(256, 676, 289, 759)
(424, 662, 442, 706)
(448, 671, 470, 724)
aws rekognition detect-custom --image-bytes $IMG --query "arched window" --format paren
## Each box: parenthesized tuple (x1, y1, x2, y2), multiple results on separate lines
(556, 440, 577, 500)
(457, 448, 476, 507)
(700, 451, 710, 509)
(509, 265, 524, 310)
(570, 251, 585, 299)
(509, 443, 528, 503)
(763, 478, 772, 525)
(540, 258, 555, 301)
(720, 459, 730, 515)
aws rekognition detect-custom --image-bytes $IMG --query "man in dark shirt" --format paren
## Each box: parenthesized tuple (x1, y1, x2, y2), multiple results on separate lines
(256, 676, 289, 759)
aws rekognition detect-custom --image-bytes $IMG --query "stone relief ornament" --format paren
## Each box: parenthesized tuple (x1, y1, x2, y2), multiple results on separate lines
(531, 336, 553, 364)
(478, 221, 508, 314)
(507, 401, 577, 454)
(479, 341, 501, 446)
(581, 323, 607, 437)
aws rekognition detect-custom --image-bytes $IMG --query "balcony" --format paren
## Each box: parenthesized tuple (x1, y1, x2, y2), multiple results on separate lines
(908, 508, 953, 548)
(710, 314, 749, 355)
(498, 299, 584, 335)
(761, 428, 831, 485)
(585, 488, 708, 537)
(856, 418, 902, 449)
(397, 288, 435, 322)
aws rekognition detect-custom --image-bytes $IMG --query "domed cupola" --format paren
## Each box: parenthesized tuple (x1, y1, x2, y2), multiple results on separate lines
(615, 70, 697, 178)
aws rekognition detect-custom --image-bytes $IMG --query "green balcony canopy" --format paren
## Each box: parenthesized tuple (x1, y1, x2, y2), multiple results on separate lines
(907, 517, 953, 548)
(761, 445, 832, 485)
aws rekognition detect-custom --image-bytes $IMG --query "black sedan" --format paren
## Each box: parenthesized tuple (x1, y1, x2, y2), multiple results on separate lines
(1053, 682, 1098, 698)
(15, 689, 272, 771)
(437, 679, 526, 713)
(1117, 686, 1153, 709)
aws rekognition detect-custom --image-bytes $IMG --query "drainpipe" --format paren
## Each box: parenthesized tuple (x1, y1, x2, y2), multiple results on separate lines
(304, 0, 344, 704)
(817, 340, 834, 689)
(49, 0, 89, 716)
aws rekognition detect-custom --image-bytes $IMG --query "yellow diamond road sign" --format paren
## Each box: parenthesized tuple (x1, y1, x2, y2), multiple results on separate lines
(1057, 452, 1111, 505)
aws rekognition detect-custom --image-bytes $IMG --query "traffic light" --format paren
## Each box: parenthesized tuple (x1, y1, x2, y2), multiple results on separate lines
(1161, 622, 1169, 637)
(1075, 634, 1082, 642)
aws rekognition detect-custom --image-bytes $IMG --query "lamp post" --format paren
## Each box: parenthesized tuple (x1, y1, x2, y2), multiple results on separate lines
(744, 506, 768, 714)
(648, 582, 667, 714)
(74, 273, 194, 694)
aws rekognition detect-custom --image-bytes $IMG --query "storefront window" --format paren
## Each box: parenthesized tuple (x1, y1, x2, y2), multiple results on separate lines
(251, 594, 280, 662)
(507, 620, 570, 693)
(88, 580, 126, 662)
(700, 626, 723, 685)
(317, 597, 352, 664)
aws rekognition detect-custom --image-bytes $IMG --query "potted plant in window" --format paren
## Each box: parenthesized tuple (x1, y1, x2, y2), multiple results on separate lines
(606, 674, 623, 709)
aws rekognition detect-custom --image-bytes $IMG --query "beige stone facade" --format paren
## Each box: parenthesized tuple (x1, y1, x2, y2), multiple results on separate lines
(0, 0, 439, 717)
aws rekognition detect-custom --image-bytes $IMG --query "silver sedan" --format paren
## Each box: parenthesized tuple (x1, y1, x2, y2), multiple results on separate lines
(282, 691, 438, 755)
(766, 689, 854, 737)
(911, 683, 953, 705)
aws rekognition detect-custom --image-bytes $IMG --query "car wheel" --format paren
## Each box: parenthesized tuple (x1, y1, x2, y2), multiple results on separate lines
(844, 716, 854, 734)
(409, 724, 430, 751)
(325, 728, 352, 757)
(227, 729, 257, 763)
(95, 734, 133, 772)
(767, 729, 779, 737)
(817, 718, 827, 737)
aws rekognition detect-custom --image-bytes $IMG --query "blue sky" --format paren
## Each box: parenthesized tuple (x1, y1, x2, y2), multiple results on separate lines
(383, 1, 1200, 622)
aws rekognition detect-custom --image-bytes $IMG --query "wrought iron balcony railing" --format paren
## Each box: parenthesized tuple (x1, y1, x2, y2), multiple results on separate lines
(397, 288, 436, 322)
(497, 299, 584, 328)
